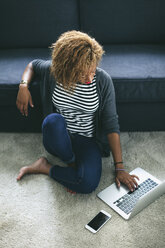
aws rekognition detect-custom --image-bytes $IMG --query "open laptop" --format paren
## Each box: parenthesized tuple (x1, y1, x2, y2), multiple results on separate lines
(97, 167, 165, 220)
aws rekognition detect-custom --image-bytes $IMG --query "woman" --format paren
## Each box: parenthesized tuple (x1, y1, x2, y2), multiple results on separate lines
(16, 30, 139, 194)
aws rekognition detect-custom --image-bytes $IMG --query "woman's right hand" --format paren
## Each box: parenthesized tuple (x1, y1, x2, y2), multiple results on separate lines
(16, 84, 34, 116)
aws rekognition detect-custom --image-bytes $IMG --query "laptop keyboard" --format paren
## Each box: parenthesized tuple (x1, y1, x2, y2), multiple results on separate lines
(113, 178, 158, 215)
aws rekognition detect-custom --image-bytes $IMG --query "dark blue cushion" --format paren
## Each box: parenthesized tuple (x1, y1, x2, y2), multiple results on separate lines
(0, 0, 79, 48)
(79, 0, 165, 44)
(0, 48, 50, 106)
(100, 44, 165, 102)
(1, 45, 165, 107)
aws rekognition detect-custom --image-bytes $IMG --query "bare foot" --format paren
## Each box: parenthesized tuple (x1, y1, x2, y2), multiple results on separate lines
(17, 157, 52, 181)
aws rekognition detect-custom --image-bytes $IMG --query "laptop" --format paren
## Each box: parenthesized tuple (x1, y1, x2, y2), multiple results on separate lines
(97, 167, 165, 220)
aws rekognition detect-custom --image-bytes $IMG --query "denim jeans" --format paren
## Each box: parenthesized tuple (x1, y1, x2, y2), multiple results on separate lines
(42, 113, 102, 194)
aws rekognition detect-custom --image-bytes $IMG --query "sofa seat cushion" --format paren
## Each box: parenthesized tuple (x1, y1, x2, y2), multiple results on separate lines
(0, 48, 50, 106)
(101, 44, 165, 103)
(1, 45, 165, 107)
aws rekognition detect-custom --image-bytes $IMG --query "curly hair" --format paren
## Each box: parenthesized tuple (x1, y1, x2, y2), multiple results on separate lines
(50, 30, 104, 92)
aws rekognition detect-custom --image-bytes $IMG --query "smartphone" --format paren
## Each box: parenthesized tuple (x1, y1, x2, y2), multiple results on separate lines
(85, 210, 111, 233)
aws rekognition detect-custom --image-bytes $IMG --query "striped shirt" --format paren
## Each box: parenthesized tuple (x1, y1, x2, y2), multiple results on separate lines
(52, 75, 99, 137)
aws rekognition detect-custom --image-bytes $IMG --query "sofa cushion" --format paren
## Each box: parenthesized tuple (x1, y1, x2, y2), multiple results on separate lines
(0, 48, 50, 106)
(0, 0, 79, 48)
(100, 44, 165, 103)
(1, 45, 165, 107)
(79, 0, 165, 44)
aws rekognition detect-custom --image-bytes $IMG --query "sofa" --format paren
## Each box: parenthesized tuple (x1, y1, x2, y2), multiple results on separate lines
(0, 0, 165, 132)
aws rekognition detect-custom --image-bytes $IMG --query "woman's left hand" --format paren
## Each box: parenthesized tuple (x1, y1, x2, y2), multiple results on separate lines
(115, 170, 139, 192)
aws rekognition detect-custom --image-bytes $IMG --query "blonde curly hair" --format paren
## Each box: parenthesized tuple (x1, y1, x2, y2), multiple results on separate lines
(50, 30, 104, 92)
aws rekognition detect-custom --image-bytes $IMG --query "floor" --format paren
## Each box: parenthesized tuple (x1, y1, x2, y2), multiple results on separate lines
(0, 132, 165, 248)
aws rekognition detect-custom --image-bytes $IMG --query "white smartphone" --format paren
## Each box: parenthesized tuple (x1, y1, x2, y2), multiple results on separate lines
(85, 210, 111, 233)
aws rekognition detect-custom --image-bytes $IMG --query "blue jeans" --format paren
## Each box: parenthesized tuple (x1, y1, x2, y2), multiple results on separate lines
(42, 113, 102, 194)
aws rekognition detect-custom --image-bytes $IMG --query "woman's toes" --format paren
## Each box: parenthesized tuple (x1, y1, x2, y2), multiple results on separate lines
(16, 167, 28, 180)
(66, 188, 76, 194)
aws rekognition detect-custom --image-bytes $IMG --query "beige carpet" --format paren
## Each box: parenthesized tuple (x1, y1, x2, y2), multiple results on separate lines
(0, 132, 165, 248)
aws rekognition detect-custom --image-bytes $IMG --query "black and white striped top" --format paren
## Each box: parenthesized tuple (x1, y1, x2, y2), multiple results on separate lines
(52, 75, 99, 137)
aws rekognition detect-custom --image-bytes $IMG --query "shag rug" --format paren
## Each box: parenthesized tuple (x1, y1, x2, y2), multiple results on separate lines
(0, 132, 165, 248)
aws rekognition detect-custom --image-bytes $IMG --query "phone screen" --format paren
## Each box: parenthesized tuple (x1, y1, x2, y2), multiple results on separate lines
(87, 212, 110, 231)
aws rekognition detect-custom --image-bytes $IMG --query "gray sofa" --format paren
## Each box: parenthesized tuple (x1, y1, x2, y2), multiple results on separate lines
(0, 0, 165, 132)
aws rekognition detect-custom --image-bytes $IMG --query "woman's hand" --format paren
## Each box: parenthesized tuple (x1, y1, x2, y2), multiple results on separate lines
(16, 85, 34, 116)
(115, 170, 139, 192)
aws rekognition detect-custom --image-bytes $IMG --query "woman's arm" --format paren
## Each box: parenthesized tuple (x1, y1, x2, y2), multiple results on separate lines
(16, 62, 34, 116)
(107, 132, 139, 191)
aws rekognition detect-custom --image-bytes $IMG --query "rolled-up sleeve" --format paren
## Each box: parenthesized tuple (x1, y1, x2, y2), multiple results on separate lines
(100, 72, 120, 135)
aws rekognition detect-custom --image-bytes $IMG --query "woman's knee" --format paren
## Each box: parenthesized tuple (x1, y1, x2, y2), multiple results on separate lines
(77, 161, 102, 194)
(42, 113, 66, 133)
(79, 177, 101, 194)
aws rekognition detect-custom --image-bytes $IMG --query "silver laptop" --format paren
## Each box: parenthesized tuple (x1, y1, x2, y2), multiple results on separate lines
(97, 167, 165, 220)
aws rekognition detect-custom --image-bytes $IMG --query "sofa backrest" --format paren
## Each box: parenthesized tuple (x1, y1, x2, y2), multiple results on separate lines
(79, 0, 165, 44)
(1, 0, 165, 48)
(0, 0, 79, 48)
